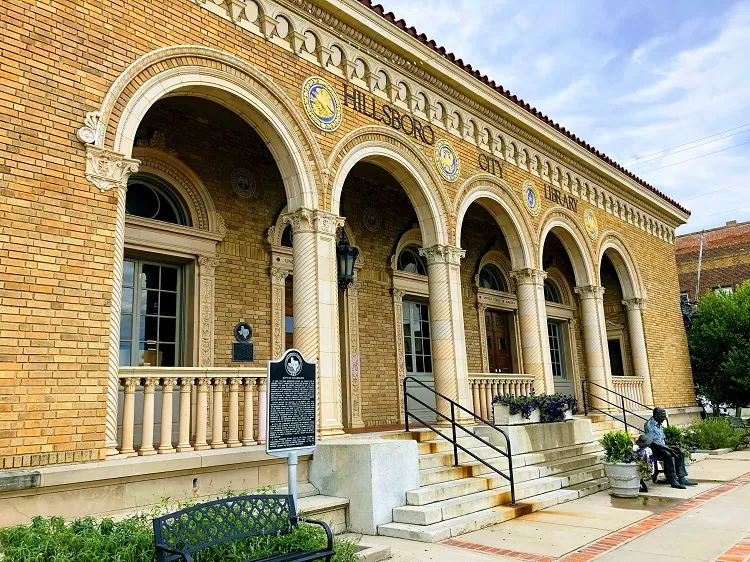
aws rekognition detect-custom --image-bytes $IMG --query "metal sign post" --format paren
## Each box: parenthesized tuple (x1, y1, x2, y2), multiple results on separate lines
(266, 349, 317, 511)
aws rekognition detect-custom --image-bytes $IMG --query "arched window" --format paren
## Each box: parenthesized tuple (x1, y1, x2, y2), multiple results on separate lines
(281, 225, 293, 248)
(397, 246, 427, 275)
(544, 279, 562, 303)
(126, 174, 190, 226)
(479, 265, 508, 292)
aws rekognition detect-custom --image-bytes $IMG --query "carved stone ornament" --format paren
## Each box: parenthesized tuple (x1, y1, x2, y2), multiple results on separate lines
(231, 167, 257, 199)
(574, 285, 606, 299)
(270, 266, 289, 286)
(510, 268, 547, 286)
(282, 209, 344, 235)
(135, 130, 178, 156)
(418, 244, 465, 266)
(622, 297, 647, 312)
(84, 146, 140, 192)
(216, 213, 227, 235)
(361, 207, 382, 232)
(198, 255, 220, 276)
(77, 111, 102, 145)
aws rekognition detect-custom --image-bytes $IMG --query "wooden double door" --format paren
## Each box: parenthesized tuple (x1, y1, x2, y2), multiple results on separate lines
(485, 310, 513, 373)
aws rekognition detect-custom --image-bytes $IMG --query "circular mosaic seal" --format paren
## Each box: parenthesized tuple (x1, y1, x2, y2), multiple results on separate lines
(231, 167, 257, 199)
(584, 208, 599, 240)
(301, 76, 342, 132)
(434, 139, 460, 183)
(522, 180, 541, 217)
(361, 207, 382, 232)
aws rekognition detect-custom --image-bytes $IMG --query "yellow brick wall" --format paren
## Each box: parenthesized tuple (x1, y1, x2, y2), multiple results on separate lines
(0, 0, 694, 466)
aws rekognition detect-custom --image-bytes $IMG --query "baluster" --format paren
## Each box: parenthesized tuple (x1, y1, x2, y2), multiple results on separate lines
(211, 378, 226, 449)
(257, 379, 267, 444)
(491, 380, 499, 404)
(501, 380, 509, 396)
(226, 377, 241, 447)
(194, 378, 211, 450)
(478, 380, 488, 419)
(471, 379, 481, 414)
(176, 378, 194, 452)
(513, 380, 521, 397)
(242, 379, 256, 446)
(158, 378, 177, 454)
(139, 378, 159, 456)
(120, 378, 138, 457)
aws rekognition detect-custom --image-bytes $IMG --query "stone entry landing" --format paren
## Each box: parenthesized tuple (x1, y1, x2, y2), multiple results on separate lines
(377, 419, 608, 542)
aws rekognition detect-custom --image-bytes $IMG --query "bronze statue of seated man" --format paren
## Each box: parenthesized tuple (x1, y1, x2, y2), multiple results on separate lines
(644, 407, 697, 489)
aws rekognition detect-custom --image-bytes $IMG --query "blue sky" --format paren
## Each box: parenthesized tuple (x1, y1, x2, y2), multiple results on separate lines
(378, 0, 750, 233)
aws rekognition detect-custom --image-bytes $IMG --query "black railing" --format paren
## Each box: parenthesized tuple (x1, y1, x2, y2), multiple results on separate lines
(403, 376, 515, 504)
(581, 380, 659, 433)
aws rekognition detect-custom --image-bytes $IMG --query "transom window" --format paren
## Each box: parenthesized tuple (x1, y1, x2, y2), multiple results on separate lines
(479, 265, 508, 292)
(126, 174, 190, 226)
(544, 279, 562, 303)
(120, 258, 183, 367)
(397, 246, 427, 275)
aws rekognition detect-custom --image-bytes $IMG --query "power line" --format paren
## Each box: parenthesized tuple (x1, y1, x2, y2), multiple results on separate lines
(682, 179, 750, 202)
(690, 203, 750, 223)
(623, 122, 750, 165)
(628, 128, 750, 168)
(639, 139, 750, 174)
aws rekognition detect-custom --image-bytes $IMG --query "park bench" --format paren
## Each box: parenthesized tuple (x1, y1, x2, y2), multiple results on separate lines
(153, 494, 335, 562)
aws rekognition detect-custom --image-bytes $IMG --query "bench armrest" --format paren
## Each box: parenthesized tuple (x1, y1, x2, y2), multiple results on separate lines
(156, 543, 194, 562)
(292, 516, 333, 550)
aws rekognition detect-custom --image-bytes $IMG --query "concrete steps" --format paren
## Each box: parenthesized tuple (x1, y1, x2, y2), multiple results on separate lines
(378, 422, 609, 542)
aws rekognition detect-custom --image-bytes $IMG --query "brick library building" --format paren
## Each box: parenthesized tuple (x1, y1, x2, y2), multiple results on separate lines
(1, 0, 697, 533)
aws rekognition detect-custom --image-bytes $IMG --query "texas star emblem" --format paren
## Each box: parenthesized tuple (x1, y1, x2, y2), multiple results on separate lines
(434, 139, 460, 183)
(301, 76, 342, 132)
(285, 351, 303, 376)
(584, 208, 599, 240)
(522, 180, 541, 217)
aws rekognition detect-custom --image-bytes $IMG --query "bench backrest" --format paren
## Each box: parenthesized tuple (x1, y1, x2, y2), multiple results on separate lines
(153, 494, 296, 562)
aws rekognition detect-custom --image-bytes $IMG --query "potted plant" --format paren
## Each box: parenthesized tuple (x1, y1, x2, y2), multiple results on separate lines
(493, 394, 540, 425)
(600, 430, 651, 497)
(539, 394, 578, 423)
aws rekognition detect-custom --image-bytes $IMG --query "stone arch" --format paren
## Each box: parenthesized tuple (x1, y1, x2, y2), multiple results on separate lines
(131, 147, 223, 234)
(544, 266, 574, 306)
(598, 231, 645, 300)
(77, 45, 322, 212)
(454, 174, 534, 270)
(391, 227, 425, 272)
(476, 249, 514, 293)
(328, 126, 450, 247)
(538, 208, 596, 286)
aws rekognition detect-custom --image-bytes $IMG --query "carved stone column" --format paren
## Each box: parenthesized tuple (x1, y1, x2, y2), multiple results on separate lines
(197, 256, 219, 367)
(342, 280, 364, 428)
(477, 303, 490, 373)
(393, 288, 408, 420)
(510, 268, 554, 394)
(575, 285, 613, 408)
(622, 298, 654, 406)
(283, 209, 345, 438)
(270, 267, 290, 360)
(82, 146, 140, 457)
(419, 245, 472, 420)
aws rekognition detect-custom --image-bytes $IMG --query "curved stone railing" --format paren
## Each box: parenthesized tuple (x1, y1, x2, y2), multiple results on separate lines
(468, 373, 536, 421)
(117, 367, 267, 457)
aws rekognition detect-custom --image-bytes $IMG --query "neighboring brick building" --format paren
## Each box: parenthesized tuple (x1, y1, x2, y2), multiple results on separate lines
(0, 0, 696, 524)
(676, 220, 750, 301)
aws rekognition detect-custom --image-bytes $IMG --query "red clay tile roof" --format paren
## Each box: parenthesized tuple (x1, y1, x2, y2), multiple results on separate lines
(675, 221, 750, 252)
(357, 0, 690, 217)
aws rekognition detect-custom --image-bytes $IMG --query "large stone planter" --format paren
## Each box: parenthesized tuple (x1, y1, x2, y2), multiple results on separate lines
(603, 461, 641, 498)
(493, 404, 540, 425)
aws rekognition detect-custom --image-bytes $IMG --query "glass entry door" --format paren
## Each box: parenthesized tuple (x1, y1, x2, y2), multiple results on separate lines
(403, 300, 436, 423)
(548, 320, 574, 395)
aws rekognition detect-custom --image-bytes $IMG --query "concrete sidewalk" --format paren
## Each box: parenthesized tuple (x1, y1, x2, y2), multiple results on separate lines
(351, 450, 750, 562)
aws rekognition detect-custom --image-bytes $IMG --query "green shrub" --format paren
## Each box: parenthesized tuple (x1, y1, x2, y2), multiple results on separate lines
(683, 418, 741, 450)
(0, 508, 358, 562)
(599, 430, 633, 463)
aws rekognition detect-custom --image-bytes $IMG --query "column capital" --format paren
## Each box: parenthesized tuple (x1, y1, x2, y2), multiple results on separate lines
(574, 285, 606, 299)
(622, 297, 647, 311)
(270, 266, 290, 286)
(198, 255, 220, 276)
(509, 268, 547, 285)
(84, 145, 140, 192)
(418, 244, 465, 266)
(282, 208, 344, 235)
(392, 288, 406, 302)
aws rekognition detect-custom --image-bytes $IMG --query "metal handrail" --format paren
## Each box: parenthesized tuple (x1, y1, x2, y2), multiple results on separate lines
(581, 380, 658, 434)
(403, 376, 515, 504)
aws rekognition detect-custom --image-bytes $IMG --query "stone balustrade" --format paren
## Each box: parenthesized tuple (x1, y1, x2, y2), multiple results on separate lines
(117, 367, 267, 457)
(468, 373, 535, 421)
(611, 376, 647, 409)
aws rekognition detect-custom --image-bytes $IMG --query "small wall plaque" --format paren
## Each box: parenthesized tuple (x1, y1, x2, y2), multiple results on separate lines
(233, 342, 254, 362)
(234, 322, 252, 342)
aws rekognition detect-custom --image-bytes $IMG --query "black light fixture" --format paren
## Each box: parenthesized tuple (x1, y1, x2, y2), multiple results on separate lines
(336, 236, 359, 290)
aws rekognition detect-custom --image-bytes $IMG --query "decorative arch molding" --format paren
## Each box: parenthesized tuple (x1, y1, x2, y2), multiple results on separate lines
(538, 207, 596, 287)
(598, 230, 646, 300)
(544, 266, 574, 307)
(327, 126, 450, 247)
(77, 45, 323, 211)
(131, 147, 224, 234)
(453, 174, 535, 269)
(476, 249, 515, 294)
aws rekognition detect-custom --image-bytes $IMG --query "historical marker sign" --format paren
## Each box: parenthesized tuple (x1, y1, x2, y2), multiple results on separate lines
(266, 349, 317, 456)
